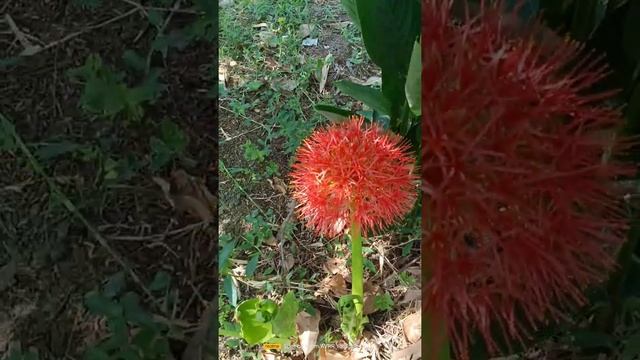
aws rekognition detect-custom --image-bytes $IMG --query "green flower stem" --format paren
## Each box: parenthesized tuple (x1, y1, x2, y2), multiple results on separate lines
(424, 197, 451, 360)
(350, 220, 364, 302)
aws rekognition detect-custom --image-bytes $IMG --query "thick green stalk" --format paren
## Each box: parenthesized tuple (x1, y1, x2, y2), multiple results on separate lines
(350, 220, 364, 302)
(423, 196, 451, 360)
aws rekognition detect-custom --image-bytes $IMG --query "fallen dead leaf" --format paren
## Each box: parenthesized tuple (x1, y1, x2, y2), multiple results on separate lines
(298, 23, 314, 38)
(315, 274, 348, 297)
(363, 282, 381, 315)
(399, 289, 421, 305)
(391, 342, 421, 360)
(282, 254, 295, 273)
(269, 177, 287, 195)
(319, 348, 351, 360)
(154, 170, 216, 223)
(402, 311, 421, 344)
(323, 257, 347, 276)
(318, 54, 332, 94)
(296, 309, 321, 358)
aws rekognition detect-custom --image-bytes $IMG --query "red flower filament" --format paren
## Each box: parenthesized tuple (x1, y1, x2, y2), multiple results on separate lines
(422, 1, 635, 358)
(290, 116, 417, 237)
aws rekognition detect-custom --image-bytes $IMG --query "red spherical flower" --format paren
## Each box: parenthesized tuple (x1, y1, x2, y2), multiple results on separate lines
(290, 116, 417, 237)
(422, 1, 635, 358)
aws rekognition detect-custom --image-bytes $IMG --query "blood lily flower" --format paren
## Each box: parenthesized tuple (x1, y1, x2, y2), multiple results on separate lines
(422, 1, 635, 358)
(290, 115, 417, 342)
(290, 115, 417, 238)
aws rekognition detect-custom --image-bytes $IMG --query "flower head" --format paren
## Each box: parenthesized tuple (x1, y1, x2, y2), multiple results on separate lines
(290, 116, 417, 237)
(422, 1, 634, 357)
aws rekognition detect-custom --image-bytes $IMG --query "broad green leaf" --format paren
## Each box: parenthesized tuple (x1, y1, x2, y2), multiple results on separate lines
(341, 0, 360, 29)
(34, 142, 81, 161)
(219, 238, 237, 273)
(622, 332, 640, 359)
(0, 117, 16, 152)
(355, 0, 420, 119)
(85, 291, 123, 318)
(149, 137, 173, 171)
(236, 299, 277, 345)
(103, 271, 126, 299)
(148, 271, 171, 292)
(571, 0, 607, 41)
(568, 330, 615, 349)
(272, 292, 298, 338)
(374, 293, 394, 311)
(0, 56, 21, 70)
(223, 275, 238, 307)
(405, 39, 421, 116)
(147, 9, 164, 29)
(84, 347, 111, 360)
(335, 80, 391, 116)
(121, 292, 156, 328)
(623, 0, 640, 61)
(314, 104, 354, 121)
(159, 119, 187, 153)
(122, 50, 147, 73)
(245, 253, 260, 277)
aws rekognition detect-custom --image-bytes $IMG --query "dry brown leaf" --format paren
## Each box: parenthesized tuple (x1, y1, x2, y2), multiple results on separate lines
(296, 309, 321, 357)
(402, 311, 421, 344)
(391, 342, 421, 360)
(319, 348, 351, 360)
(154, 170, 216, 223)
(298, 24, 314, 38)
(399, 289, 421, 305)
(363, 282, 381, 315)
(269, 177, 287, 195)
(318, 54, 332, 94)
(282, 254, 295, 273)
(323, 258, 347, 275)
(315, 274, 348, 297)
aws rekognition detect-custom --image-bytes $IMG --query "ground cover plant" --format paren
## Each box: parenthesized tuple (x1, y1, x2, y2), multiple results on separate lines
(218, 0, 422, 358)
(0, 0, 215, 358)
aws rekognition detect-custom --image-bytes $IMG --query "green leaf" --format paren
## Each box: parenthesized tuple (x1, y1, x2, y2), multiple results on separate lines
(122, 50, 147, 73)
(571, 0, 608, 41)
(121, 292, 156, 327)
(128, 69, 166, 105)
(150, 137, 173, 171)
(341, 0, 360, 28)
(245, 253, 260, 277)
(34, 142, 81, 161)
(374, 293, 394, 311)
(85, 291, 123, 318)
(355, 0, 420, 119)
(148, 271, 171, 292)
(622, 332, 640, 359)
(568, 330, 615, 349)
(0, 56, 21, 70)
(314, 104, 354, 121)
(147, 9, 164, 29)
(103, 271, 126, 299)
(335, 80, 391, 116)
(623, 0, 640, 61)
(159, 119, 187, 153)
(405, 39, 421, 116)
(272, 292, 298, 338)
(219, 238, 237, 273)
(223, 275, 238, 307)
(0, 117, 17, 152)
(84, 347, 111, 360)
(235, 299, 277, 345)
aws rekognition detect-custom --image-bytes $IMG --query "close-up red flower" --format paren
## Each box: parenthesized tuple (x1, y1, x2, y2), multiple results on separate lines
(422, 1, 635, 358)
(290, 116, 417, 237)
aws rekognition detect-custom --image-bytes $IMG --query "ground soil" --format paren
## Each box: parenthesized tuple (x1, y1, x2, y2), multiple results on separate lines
(0, 0, 216, 358)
